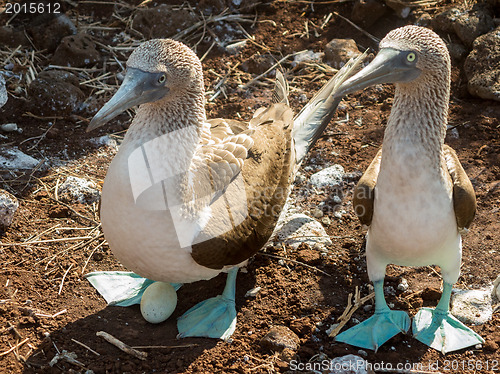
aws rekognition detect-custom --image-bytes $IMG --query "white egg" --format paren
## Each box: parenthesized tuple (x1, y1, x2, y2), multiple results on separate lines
(140, 282, 177, 324)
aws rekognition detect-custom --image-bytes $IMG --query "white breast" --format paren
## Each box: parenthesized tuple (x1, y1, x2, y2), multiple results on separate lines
(100, 137, 222, 284)
(366, 142, 461, 283)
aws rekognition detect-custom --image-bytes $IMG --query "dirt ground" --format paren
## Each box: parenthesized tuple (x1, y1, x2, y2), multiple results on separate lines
(0, 0, 499, 373)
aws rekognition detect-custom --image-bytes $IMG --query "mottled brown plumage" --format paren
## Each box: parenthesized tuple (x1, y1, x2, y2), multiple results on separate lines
(87, 38, 363, 283)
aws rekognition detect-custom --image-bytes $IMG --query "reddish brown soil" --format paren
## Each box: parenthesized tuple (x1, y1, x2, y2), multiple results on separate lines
(1, 1, 499, 373)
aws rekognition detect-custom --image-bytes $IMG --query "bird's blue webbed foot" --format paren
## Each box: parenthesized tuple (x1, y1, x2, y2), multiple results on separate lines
(177, 267, 238, 340)
(413, 282, 484, 354)
(335, 309, 410, 351)
(335, 280, 410, 351)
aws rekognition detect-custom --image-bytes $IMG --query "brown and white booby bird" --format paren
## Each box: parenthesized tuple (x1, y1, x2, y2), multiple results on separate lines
(331, 25, 484, 353)
(85, 38, 363, 339)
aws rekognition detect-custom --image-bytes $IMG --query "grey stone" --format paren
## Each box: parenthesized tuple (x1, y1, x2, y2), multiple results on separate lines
(1, 123, 18, 132)
(0, 190, 19, 229)
(310, 164, 345, 189)
(260, 326, 300, 351)
(0, 75, 7, 109)
(451, 288, 493, 325)
(59, 176, 100, 204)
(0, 147, 40, 170)
(464, 27, 500, 101)
(324, 39, 361, 69)
(453, 7, 495, 47)
(274, 213, 332, 250)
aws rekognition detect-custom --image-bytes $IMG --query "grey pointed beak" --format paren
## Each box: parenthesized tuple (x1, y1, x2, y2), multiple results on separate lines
(87, 68, 168, 132)
(333, 48, 422, 99)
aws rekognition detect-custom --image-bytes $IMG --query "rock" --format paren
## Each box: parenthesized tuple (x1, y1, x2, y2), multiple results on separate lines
(325, 39, 361, 69)
(0, 25, 30, 48)
(58, 176, 100, 204)
(28, 14, 77, 53)
(384, 0, 411, 18)
(451, 288, 493, 325)
(0, 190, 19, 229)
(432, 8, 464, 33)
(397, 278, 409, 292)
(415, 12, 432, 27)
(464, 27, 500, 101)
(452, 6, 495, 47)
(351, 0, 386, 27)
(90, 135, 119, 150)
(324, 354, 368, 374)
(132, 5, 197, 38)
(28, 70, 85, 116)
(1, 123, 18, 132)
(0, 147, 40, 170)
(241, 54, 275, 75)
(275, 213, 332, 250)
(446, 42, 468, 61)
(293, 50, 324, 67)
(245, 286, 261, 297)
(310, 164, 345, 189)
(0, 74, 7, 109)
(52, 34, 100, 67)
(260, 326, 300, 351)
(492, 275, 500, 301)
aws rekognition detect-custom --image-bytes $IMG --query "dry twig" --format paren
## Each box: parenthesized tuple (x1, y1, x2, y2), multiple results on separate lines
(96, 331, 147, 360)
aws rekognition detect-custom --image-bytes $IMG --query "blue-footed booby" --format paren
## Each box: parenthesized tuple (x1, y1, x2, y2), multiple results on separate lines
(85, 38, 364, 339)
(332, 25, 483, 353)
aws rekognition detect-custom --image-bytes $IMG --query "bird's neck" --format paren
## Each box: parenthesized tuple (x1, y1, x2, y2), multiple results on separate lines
(383, 77, 449, 172)
(125, 86, 207, 146)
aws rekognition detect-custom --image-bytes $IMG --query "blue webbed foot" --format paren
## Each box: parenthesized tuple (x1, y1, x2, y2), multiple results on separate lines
(413, 307, 484, 354)
(336, 309, 410, 351)
(177, 267, 238, 340)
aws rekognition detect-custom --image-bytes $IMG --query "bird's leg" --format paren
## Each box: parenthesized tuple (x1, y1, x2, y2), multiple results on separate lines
(413, 281, 484, 354)
(335, 279, 410, 351)
(177, 267, 238, 340)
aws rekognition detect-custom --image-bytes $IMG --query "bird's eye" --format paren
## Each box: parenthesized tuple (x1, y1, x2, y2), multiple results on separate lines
(406, 52, 417, 63)
(158, 74, 166, 84)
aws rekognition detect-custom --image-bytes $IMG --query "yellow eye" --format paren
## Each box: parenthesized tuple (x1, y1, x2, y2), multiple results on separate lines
(407, 52, 416, 62)
(158, 74, 166, 84)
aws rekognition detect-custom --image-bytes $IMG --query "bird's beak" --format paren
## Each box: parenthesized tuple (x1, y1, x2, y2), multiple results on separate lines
(87, 68, 167, 132)
(333, 48, 421, 99)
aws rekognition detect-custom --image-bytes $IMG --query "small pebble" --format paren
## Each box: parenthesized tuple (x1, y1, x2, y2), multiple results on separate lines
(245, 286, 261, 297)
(357, 349, 368, 357)
(397, 278, 409, 292)
(1, 123, 17, 132)
(363, 304, 373, 312)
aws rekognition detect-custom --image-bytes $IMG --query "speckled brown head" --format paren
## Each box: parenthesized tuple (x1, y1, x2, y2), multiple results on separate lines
(127, 39, 204, 97)
(87, 39, 205, 132)
(334, 25, 451, 97)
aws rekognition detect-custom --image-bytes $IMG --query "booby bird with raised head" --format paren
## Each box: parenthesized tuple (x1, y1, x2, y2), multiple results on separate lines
(85, 38, 364, 339)
(330, 25, 484, 353)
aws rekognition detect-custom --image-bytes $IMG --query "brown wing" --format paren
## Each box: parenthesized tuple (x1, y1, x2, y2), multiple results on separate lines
(443, 144, 476, 230)
(191, 103, 295, 269)
(353, 148, 382, 226)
